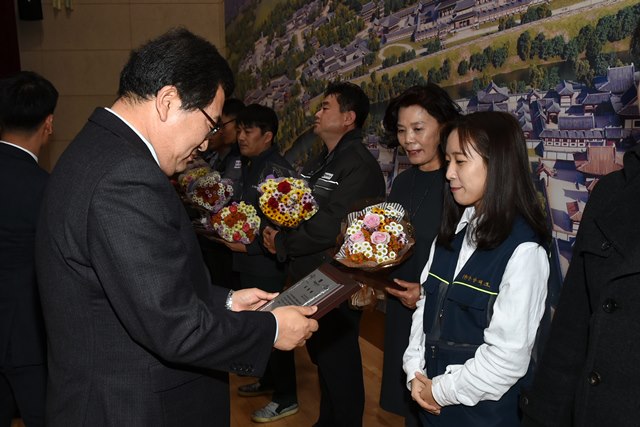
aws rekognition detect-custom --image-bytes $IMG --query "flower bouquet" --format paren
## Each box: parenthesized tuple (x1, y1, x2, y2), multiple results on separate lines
(177, 165, 211, 193)
(210, 202, 261, 244)
(187, 171, 234, 213)
(258, 177, 318, 228)
(334, 202, 414, 271)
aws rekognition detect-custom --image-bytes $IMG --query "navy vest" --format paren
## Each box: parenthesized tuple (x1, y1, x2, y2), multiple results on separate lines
(420, 217, 538, 427)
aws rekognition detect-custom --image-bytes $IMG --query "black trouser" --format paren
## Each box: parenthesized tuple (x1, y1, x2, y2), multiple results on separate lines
(380, 296, 421, 427)
(240, 273, 297, 407)
(199, 237, 239, 290)
(0, 364, 45, 427)
(307, 302, 364, 427)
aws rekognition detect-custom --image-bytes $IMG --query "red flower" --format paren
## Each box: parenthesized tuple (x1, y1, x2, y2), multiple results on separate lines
(233, 231, 241, 241)
(242, 222, 251, 232)
(277, 180, 292, 193)
(229, 204, 238, 213)
(303, 202, 314, 212)
(268, 197, 279, 209)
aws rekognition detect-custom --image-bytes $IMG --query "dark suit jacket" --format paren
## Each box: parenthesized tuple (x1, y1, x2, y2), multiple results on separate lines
(0, 142, 47, 369)
(521, 146, 640, 426)
(36, 108, 277, 426)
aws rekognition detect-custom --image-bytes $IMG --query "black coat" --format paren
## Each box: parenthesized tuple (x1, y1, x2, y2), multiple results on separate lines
(380, 166, 445, 420)
(521, 146, 640, 427)
(0, 143, 47, 368)
(36, 108, 277, 426)
(274, 129, 386, 281)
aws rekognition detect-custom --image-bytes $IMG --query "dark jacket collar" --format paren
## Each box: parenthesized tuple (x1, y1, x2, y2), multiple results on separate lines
(327, 128, 362, 157)
(88, 108, 156, 162)
(0, 141, 38, 165)
(304, 128, 363, 178)
(592, 144, 640, 278)
(244, 144, 279, 165)
(622, 144, 640, 184)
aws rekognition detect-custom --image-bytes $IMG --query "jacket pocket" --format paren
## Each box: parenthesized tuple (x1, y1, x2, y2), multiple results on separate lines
(148, 362, 203, 392)
(440, 283, 493, 345)
(313, 178, 339, 202)
(422, 277, 442, 336)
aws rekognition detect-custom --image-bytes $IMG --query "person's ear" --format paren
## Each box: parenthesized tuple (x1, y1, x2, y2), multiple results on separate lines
(43, 114, 54, 136)
(155, 85, 179, 122)
(344, 110, 356, 127)
(264, 130, 274, 146)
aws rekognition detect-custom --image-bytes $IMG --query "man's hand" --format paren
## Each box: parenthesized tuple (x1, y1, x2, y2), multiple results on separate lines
(385, 279, 421, 309)
(271, 306, 319, 350)
(411, 372, 441, 415)
(224, 241, 247, 253)
(262, 226, 278, 254)
(230, 288, 277, 311)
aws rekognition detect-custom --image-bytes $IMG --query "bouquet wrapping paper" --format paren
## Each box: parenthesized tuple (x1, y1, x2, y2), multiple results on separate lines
(334, 202, 414, 271)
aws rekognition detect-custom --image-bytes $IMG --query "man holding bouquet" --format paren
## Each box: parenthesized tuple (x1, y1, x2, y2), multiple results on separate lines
(222, 104, 300, 423)
(263, 82, 386, 427)
(198, 97, 244, 289)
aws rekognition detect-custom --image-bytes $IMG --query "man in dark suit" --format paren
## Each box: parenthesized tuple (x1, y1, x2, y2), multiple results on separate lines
(0, 71, 58, 427)
(35, 28, 318, 427)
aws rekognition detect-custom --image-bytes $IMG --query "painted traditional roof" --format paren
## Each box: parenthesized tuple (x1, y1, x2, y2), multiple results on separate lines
(594, 64, 636, 94)
(558, 115, 595, 130)
(556, 80, 574, 96)
(576, 145, 623, 175)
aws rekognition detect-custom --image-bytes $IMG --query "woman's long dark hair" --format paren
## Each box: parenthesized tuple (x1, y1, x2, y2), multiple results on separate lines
(438, 111, 550, 249)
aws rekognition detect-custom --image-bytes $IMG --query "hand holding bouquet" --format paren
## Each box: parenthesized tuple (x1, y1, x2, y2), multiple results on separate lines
(258, 177, 318, 228)
(188, 171, 234, 213)
(210, 202, 261, 244)
(335, 202, 413, 270)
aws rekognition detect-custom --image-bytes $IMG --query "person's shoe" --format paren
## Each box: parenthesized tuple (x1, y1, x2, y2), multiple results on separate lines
(237, 381, 275, 397)
(251, 402, 299, 423)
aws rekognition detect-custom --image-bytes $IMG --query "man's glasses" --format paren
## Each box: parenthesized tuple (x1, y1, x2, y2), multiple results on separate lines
(221, 118, 236, 129)
(199, 108, 221, 139)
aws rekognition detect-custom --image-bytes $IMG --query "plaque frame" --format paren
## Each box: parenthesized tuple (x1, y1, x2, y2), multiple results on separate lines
(258, 263, 361, 319)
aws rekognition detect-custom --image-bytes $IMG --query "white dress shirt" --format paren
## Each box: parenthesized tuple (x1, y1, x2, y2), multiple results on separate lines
(105, 108, 160, 166)
(403, 207, 549, 406)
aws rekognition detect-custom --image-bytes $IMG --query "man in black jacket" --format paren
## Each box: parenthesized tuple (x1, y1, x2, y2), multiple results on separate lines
(264, 82, 386, 427)
(224, 104, 299, 423)
(0, 71, 57, 427)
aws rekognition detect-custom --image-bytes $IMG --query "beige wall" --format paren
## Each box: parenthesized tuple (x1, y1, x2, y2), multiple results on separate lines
(15, 0, 226, 171)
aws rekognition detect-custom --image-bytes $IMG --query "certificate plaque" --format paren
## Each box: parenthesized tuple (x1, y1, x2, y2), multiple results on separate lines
(258, 263, 361, 319)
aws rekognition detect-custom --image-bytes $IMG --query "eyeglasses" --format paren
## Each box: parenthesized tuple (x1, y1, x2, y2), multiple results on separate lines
(199, 108, 222, 139)
(221, 118, 236, 129)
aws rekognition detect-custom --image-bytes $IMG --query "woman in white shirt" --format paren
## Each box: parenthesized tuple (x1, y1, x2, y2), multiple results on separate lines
(403, 111, 550, 426)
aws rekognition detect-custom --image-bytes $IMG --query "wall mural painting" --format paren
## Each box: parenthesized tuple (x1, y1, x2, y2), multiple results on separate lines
(224, 0, 640, 306)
